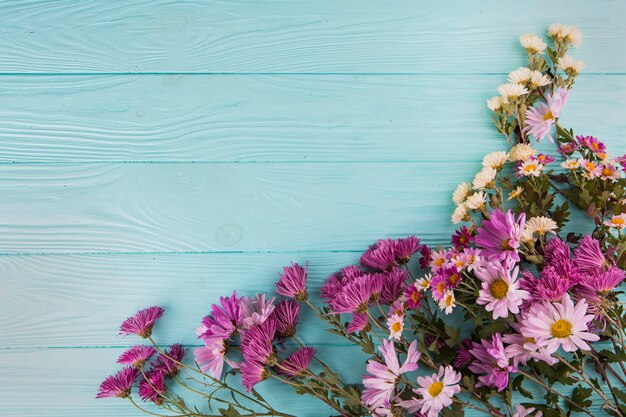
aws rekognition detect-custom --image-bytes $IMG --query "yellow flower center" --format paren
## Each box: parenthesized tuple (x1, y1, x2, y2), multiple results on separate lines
(435, 258, 445, 267)
(543, 110, 554, 121)
(489, 279, 509, 299)
(411, 292, 419, 302)
(524, 337, 536, 344)
(602, 168, 613, 177)
(585, 161, 596, 171)
(444, 294, 454, 307)
(551, 319, 573, 338)
(523, 164, 538, 173)
(391, 322, 402, 333)
(449, 274, 460, 285)
(436, 282, 445, 294)
(613, 217, 625, 225)
(591, 143, 599, 150)
(428, 381, 444, 397)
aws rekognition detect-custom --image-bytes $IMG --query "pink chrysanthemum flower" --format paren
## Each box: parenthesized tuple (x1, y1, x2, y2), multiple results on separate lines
(96, 367, 139, 399)
(522, 266, 574, 303)
(361, 340, 420, 409)
(580, 266, 625, 293)
(400, 366, 461, 417)
(453, 339, 474, 368)
(558, 142, 580, 156)
(451, 226, 474, 249)
(153, 344, 186, 377)
(544, 237, 571, 266)
(196, 291, 243, 345)
(605, 214, 626, 230)
(278, 347, 316, 377)
(469, 333, 516, 392)
(577, 135, 607, 157)
(240, 319, 277, 365)
(194, 339, 228, 378)
(117, 345, 156, 368)
(502, 323, 557, 367)
(361, 239, 398, 271)
(275, 262, 309, 301)
(476, 262, 529, 319)
(598, 163, 620, 181)
(273, 300, 300, 338)
(138, 370, 166, 405)
(388, 299, 405, 317)
(523, 87, 568, 142)
(119, 306, 164, 339)
(475, 209, 525, 264)
(616, 155, 626, 171)
(419, 245, 432, 269)
(330, 275, 373, 314)
(512, 404, 542, 417)
(241, 360, 269, 392)
(574, 235, 612, 273)
(428, 249, 447, 273)
(392, 236, 422, 264)
(321, 265, 362, 302)
(521, 294, 599, 353)
(534, 153, 555, 165)
(347, 312, 370, 334)
(580, 159, 600, 179)
(404, 284, 422, 310)
(240, 293, 276, 329)
(429, 274, 448, 302)
(380, 267, 408, 304)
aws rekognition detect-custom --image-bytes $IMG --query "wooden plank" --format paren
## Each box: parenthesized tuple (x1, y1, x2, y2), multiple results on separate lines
(0, 0, 624, 74)
(0, 75, 624, 163)
(0, 162, 473, 254)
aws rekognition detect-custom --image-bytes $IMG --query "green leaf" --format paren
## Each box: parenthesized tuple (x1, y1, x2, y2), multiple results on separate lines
(568, 385, 593, 413)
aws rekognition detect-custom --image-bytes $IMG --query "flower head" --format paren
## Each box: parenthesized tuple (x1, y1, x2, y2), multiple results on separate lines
(196, 291, 242, 345)
(476, 262, 529, 319)
(558, 55, 585, 76)
(117, 345, 156, 368)
(465, 191, 486, 210)
(393, 236, 422, 264)
(240, 319, 277, 365)
(119, 306, 164, 339)
(240, 293, 275, 329)
(519, 33, 547, 54)
(275, 262, 308, 301)
(278, 347, 316, 377)
(361, 239, 397, 271)
(273, 300, 300, 338)
(498, 83, 529, 101)
(517, 159, 545, 177)
(524, 216, 558, 239)
(451, 203, 470, 224)
(437, 290, 456, 314)
(241, 360, 269, 392)
(475, 209, 525, 264)
(512, 404, 543, 417)
(487, 96, 507, 112)
(386, 313, 404, 340)
(194, 340, 228, 378)
(508, 67, 532, 84)
(605, 214, 626, 230)
(469, 333, 516, 392)
(452, 182, 472, 205)
(574, 235, 611, 272)
(509, 143, 537, 162)
(404, 283, 423, 310)
(96, 367, 139, 399)
(403, 366, 461, 417)
(138, 370, 166, 405)
(473, 167, 497, 190)
(548, 23, 583, 48)
(524, 87, 568, 142)
(452, 226, 474, 249)
(577, 135, 606, 157)
(153, 344, 186, 377)
(558, 142, 580, 156)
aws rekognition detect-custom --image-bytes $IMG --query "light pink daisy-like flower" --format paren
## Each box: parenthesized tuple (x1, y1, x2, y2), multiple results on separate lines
(386, 314, 404, 340)
(273, 300, 300, 338)
(428, 249, 447, 272)
(119, 306, 164, 339)
(475, 209, 525, 264)
(361, 340, 420, 409)
(502, 323, 557, 367)
(577, 135, 607, 157)
(275, 262, 308, 301)
(96, 367, 140, 399)
(469, 333, 516, 392)
(574, 235, 611, 273)
(138, 370, 166, 405)
(580, 159, 600, 179)
(605, 214, 626, 230)
(523, 87, 568, 142)
(241, 360, 269, 392)
(598, 163, 621, 181)
(476, 262, 529, 319)
(240, 293, 276, 329)
(437, 290, 456, 315)
(512, 404, 542, 417)
(388, 299, 405, 317)
(153, 344, 186, 377)
(117, 345, 156, 368)
(400, 366, 461, 417)
(278, 347, 316, 377)
(521, 294, 599, 353)
(194, 340, 228, 378)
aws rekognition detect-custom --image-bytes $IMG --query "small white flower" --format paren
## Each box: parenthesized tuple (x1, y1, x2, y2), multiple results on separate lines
(565, 25, 583, 48)
(438, 290, 456, 315)
(473, 167, 497, 190)
(416, 274, 432, 292)
(509, 143, 537, 162)
(561, 159, 580, 170)
(525, 216, 558, 237)
(520, 227, 535, 243)
(519, 33, 547, 54)
(518, 159, 545, 177)
(558, 55, 585, 75)
(451, 204, 469, 224)
(465, 192, 486, 210)
(548, 23, 583, 48)
(386, 313, 404, 340)
(507, 186, 523, 201)
(486, 96, 507, 112)
(529, 71, 551, 88)
(482, 151, 509, 170)
(452, 182, 472, 205)
(508, 67, 533, 84)
(498, 83, 529, 101)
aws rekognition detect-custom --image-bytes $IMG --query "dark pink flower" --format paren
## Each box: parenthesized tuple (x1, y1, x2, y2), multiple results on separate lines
(241, 360, 269, 392)
(153, 344, 186, 377)
(469, 334, 516, 392)
(194, 340, 227, 378)
(117, 345, 156, 368)
(321, 265, 362, 302)
(240, 293, 275, 329)
(330, 275, 373, 314)
(360, 239, 397, 271)
(534, 153, 555, 165)
(558, 142, 580, 156)
(241, 319, 276, 365)
(379, 267, 408, 304)
(197, 291, 242, 345)
(418, 245, 432, 269)
(615, 155, 626, 171)
(278, 347, 316, 377)
(475, 209, 525, 264)
(346, 313, 370, 333)
(544, 237, 571, 266)
(454, 340, 474, 368)
(580, 266, 625, 293)
(452, 226, 474, 249)
(577, 135, 607, 157)
(275, 262, 308, 301)
(273, 300, 300, 338)
(138, 370, 166, 405)
(404, 284, 422, 310)
(96, 367, 139, 399)
(574, 235, 612, 272)
(392, 236, 422, 264)
(119, 306, 164, 339)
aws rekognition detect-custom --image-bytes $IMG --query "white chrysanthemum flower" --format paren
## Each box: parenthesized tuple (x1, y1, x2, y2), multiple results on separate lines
(497, 83, 529, 101)
(465, 192, 486, 210)
(416, 274, 432, 292)
(508, 67, 533, 84)
(548, 22, 568, 39)
(509, 143, 537, 162)
(486, 96, 507, 112)
(386, 313, 404, 340)
(452, 182, 472, 205)
(561, 159, 581, 170)
(451, 204, 469, 224)
(482, 151, 509, 170)
(564, 25, 583, 48)
(472, 167, 497, 190)
(518, 159, 545, 177)
(520, 227, 534, 243)
(438, 290, 456, 315)
(519, 33, 547, 54)
(525, 216, 558, 237)
(529, 71, 551, 88)
(558, 55, 585, 75)
(507, 186, 523, 201)
(548, 23, 583, 48)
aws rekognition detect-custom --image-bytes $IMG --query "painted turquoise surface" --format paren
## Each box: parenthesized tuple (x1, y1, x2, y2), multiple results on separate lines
(0, 1, 625, 416)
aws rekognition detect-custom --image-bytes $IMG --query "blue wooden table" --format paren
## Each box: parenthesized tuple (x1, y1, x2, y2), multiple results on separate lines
(1, 1, 625, 416)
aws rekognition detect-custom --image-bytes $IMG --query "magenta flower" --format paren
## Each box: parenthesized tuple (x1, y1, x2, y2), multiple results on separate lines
(380, 267, 408, 304)
(96, 367, 139, 399)
(197, 291, 242, 345)
(138, 370, 166, 405)
(330, 275, 373, 314)
(523, 87, 568, 142)
(361, 239, 397, 271)
(577, 135, 607, 157)
(558, 142, 580, 156)
(275, 262, 308, 301)
(580, 266, 625, 292)
(194, 340, 227, 378)
(615, 155, 626, 171)
(469, 333, 516, 392)
(119, 306, 164, 339)
(273, 300, 300, 338)
(321, 265, 362, 302)
(346, 312, 369, 334)
(153, 344, 186, 377)
(534, 153, 555, 165)
(453, 339, 474, 368)
(451, 226, 474, 249)
(574, 235, 611, 272)
(520, 267, 573, 303)
(392, 236, 422, 264)
(278, 347, 316, 377)
(240, 319, 277, 365)
(544, 237, 571, 266)
(241, 360, 268, 392)
(240, 293, 275, 329)
(419, 245, 432, 269)
(475, 262, 529, 319)
(404, 284, 422, 310)
(117, 345, 156, 368)
(475, 209, 525, 264)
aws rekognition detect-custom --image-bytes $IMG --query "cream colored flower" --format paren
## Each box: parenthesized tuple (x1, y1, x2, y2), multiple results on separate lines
(452, 182, 472, 205)
(558, 55, 585, 75)
(465, 192, 487, 210)
(451, 204, 469, 224)
(482, 151, 509, 170)
(518, 159, 545, 177)
(507, 186, 523, 201)
(438, 290, 456, 315)
(561, 159, 581, 170)
(508, 67, 533, 84)
(497, 83, 529, 101)
(487, 96, 507, 112)
(548, 22, 568, 39)
(472, 167, 497, 190)
(564, 25, 583, 48)
(525, 216, 559, 237)
(509, 143, 537, 162)
(520, 227, 535, 243)
(519, 33, 547, 54)
(548, 23, 583, 48)
(529, 71, 551, 88)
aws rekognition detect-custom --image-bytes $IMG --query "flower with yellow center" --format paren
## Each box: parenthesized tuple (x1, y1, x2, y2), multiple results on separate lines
(519, 33, 547, 54)
(451, 203, 470, 224)
(497, 83, 529, 101)
(560, 159, 580, 170)
(524, 216, 558, 238)
(452, 181, 472, 205)
(386, 313, 404, 341)
(604, 214, 626, 230)
(438, 290, 456, 315)
(507, 186, 523, 201)
(558, 55, 585, 76)
(518, 159, 544, 177)
(476, 262, 529, 319)
(482, 151, 509, 170)
(473, 167, 497, 190)
(412, 366, 461, 417)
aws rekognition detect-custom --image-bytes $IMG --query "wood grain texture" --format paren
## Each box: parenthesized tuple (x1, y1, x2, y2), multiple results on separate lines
(0, 0, 624, 74)
(1, 74, 625, 163)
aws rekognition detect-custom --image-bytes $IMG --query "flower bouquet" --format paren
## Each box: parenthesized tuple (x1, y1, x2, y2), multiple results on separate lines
(97, 24, 626, 417)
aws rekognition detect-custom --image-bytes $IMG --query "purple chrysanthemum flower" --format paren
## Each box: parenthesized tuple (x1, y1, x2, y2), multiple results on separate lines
(453, 339, 474, 368)
(475, 209, 525, 264)
(543, 237, 571, 267)
(419, 245, 432, 270)
(321, 265, 362, 303)
(153, 344, 186, 377)
(615, 155, 626, 171)
(241, 360, 269, 392)
(580, 266, 625, 292)
(194, 339, 228, 378)
(196, 291, 242, 345)
(138, 370, 166, 405)
(380, 267, 408, 304)
(278, 347, 317, 377)
(404, 284, 422, 310)
(361, 239, 397, 271)
(275, 262, 309, 301)
(574, 235, 612, 273)
(534, 153, 556, 165)
(558, 142, 580, 156)
(240, 293, 275, 329)
(330, 275, 373, 314)
(392, 236, 422, 264)
(117, 345, 156, 368)
(577, 135, 607, 157)
(347, 312, 370, 334)
(240, 319, 277, 365)
(468, 333, 517, 392)
(96, 367, 139, 399)
(523, 87, 568, 142)
(273, 300, 300, 338)
(451, 226, 474, 249)
(119, 306, 164, 339)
